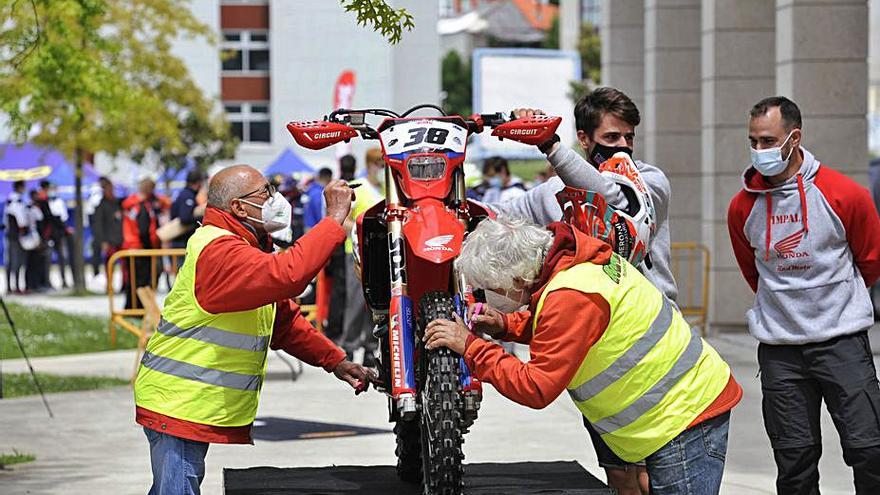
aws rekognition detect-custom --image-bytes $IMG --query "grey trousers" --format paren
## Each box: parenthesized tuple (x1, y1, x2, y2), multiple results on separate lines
(340, 254, 376, 354)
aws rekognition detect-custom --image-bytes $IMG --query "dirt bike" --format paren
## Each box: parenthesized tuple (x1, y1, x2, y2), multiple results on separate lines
(287, 105, 560, 495)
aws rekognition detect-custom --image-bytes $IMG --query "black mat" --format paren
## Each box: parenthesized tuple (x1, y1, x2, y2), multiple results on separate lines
(224, 461, 613, 495)
(252, 417, 391, 442)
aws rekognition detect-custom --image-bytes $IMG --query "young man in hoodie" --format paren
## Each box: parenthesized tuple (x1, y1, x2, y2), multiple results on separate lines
(728, 96, 880, 493)
(491, 87, 674, 494)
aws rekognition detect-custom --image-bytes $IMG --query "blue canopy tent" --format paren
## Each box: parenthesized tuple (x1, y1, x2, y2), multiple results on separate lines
(0, 143, 126, 265)
(0, 143, 125, 201)
(263, 148, 314, 179)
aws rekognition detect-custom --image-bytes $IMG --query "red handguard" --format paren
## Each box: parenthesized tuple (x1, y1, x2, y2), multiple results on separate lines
(286, 120, 358, 150)
(491, 115, 562, 146)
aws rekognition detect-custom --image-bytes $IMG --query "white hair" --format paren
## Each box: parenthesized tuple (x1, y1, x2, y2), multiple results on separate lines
(456, 216, 554, 291)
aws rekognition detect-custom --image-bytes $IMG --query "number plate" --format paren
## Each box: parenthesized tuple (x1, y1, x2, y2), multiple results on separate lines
(380, 119, 468, 156)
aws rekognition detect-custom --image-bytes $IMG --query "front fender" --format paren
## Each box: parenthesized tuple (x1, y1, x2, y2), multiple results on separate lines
(402, 200, 465, 264)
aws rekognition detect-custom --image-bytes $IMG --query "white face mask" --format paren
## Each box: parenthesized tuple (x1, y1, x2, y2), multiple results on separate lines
(750, 130, 796, 177)
(485, 288, 530, 313)
(240, 191, 291, 233)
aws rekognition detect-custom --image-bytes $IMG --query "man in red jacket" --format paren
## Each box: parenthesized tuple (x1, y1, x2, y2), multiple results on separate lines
(425, 217, 742, 495)
(728, 97, 880, 493)
(121, 176, 171, 309)
(133, 165, 374, 495)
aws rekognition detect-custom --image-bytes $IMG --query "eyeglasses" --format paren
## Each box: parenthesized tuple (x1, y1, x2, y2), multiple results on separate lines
(238, 182, 277, 200)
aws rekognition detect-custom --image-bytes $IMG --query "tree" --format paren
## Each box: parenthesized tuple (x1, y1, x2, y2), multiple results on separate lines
(132, 106, 238, 189)
(0, 0, 220, 294)
(341, 0, 414, 44)
(441, 51, 472, 118)
(568, 22, 601, 102)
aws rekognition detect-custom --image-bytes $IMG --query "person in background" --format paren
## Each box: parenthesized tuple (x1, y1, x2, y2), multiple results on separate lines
(303, 168, 333, 231)
(728, 96, 880, 493)
(24, 190, 48, 292)
(169, 169, 206, 251)
(122, 176, 170, 309)
(280, 175, 306, 242)
(480, 156, 527, 204)
(86, 182, 104, 277)
(39, 180, 72, 288)
(4, 180, 28, 294)
(92, 177, 123, 288)
(325, 156, 357, 343)
(340, 148, 384, 365)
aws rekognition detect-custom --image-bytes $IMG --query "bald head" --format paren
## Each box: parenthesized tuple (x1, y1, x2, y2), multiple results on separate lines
(207, 165, 266, 211)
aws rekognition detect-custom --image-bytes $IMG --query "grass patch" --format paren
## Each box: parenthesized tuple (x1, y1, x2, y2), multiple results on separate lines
(2, 373, 129, 398)
(0, 302, 138, 359)
(0, 449, 35, 467)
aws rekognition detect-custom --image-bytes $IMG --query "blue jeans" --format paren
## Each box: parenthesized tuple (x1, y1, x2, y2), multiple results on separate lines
(644, 412, 730, 495)
(144, 427, 209, 495)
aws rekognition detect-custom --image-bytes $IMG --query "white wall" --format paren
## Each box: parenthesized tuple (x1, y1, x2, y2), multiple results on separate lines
(269, 0, 439, 173)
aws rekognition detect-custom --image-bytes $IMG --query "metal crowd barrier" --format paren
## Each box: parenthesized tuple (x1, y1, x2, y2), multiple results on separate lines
(670, 242, 711, 335)
(107, 248, 324, 345)
(106, 248, 185, 345)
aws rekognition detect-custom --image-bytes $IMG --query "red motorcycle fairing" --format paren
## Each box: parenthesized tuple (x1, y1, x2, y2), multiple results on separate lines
(401, 198, 465, 265)
(491, 115, 562, 146)
(286, 120, 359, 150)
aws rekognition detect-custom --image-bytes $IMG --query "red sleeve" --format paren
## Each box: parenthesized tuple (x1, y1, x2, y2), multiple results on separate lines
(499, 310, 534, 344)
(462, 290, 609, 409)
(727, 191, 759, 292)
(815, 167, 880, 286)
(270, 299, 346, 372)
(195, 218, 345, 313)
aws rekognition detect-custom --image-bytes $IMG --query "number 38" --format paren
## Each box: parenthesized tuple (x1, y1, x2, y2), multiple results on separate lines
(404, 127, 449, 147)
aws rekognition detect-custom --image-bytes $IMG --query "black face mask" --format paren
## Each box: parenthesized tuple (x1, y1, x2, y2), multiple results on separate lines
(588, 142, 633, 168)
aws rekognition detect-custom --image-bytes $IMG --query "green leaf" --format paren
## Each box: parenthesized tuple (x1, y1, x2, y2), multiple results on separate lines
(339, 0, 414, 44)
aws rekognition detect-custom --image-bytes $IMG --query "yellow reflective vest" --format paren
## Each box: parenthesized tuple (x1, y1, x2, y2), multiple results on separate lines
(534, 252, 730, 462)
(134, 225, 276, 427)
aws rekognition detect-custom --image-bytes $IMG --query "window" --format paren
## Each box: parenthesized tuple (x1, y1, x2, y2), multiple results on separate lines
(581, 0, 601, 29)
(221, 30, 270, 74)
(225, 102, 271, 143)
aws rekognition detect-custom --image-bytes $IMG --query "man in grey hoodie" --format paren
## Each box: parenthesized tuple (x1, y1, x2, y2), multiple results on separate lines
(728, 96, 880, 494)
(489, 87, 675, 495)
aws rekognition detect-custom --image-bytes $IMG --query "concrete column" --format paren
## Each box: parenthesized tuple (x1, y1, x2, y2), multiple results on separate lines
(560, 0, 580, 52)
(600, 0, 645, 113)
(776, 0, 869, 183)
(701, 0, 775, 330)
(643, 0, 701, 243)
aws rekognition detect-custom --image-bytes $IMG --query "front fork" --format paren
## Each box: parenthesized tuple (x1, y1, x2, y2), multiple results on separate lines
(385, 167, 418, 420)
(384, 167, 483, 422)
(453, 168, 482, 422)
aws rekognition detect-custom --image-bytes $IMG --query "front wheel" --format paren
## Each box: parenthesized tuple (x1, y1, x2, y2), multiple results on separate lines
(419, 292, 464, 495)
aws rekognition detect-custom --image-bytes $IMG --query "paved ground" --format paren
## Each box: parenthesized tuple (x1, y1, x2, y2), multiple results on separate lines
(0, 278, 877, 494)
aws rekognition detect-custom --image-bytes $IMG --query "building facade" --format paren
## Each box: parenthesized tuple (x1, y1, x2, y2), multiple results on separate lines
(97, 0, 440, 178)
(600, 0, 871, 331)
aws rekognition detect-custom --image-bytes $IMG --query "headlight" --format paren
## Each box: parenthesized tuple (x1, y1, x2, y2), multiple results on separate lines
(407, 155, 447, 180)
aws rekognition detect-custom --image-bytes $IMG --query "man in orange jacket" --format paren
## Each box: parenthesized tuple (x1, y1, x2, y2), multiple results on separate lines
(121, 176, 171, 308)
(425, 217, 742, 495)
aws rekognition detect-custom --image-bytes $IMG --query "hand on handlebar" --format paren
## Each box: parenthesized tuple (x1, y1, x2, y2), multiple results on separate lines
(512, 108, 546, 119)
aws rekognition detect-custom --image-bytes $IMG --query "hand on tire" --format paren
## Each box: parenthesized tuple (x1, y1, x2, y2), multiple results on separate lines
(423, 314, 471, 355)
